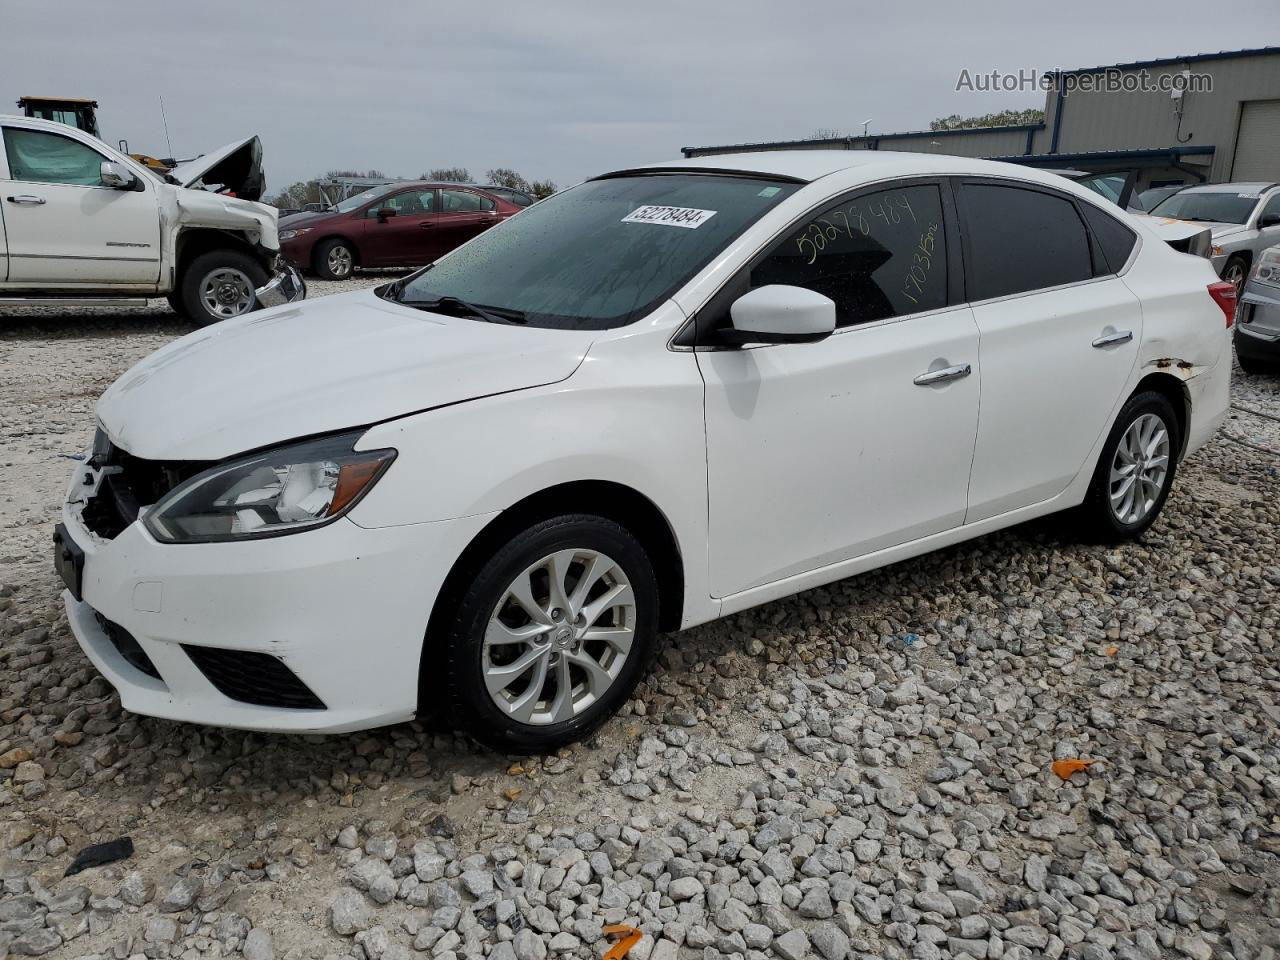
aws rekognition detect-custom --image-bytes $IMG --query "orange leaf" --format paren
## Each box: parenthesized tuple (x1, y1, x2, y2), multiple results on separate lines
(1103, 646, 1118, 657)
(1051, 758, 1097, 780)
(602, 925, 643, 960)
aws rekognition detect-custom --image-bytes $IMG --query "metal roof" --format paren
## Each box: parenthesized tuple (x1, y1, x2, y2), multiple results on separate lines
(1053, 45, 1280, 76)
(682, 123, 1042, 158)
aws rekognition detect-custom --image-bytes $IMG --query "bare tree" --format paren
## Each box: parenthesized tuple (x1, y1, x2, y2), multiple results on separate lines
(930, 109, 1044, 131)
(423, 167, 470, 182)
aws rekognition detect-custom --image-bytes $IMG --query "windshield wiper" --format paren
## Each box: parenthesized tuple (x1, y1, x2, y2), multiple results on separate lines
(399, 295, 527, 325)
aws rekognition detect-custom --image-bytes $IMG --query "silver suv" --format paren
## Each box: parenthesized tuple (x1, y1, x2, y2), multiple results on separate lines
(1148, 182, 1280, 292)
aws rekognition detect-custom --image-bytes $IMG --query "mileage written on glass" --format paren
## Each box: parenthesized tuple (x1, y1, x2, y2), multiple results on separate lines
(752, 184, 948, 326)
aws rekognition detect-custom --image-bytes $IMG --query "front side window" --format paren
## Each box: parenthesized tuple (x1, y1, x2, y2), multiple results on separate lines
(1149, 190, 1259, 225)
(4, 128, 105, 186)
(1259, 192, 1280, 222)
(750, 184, 948, 327)
(441, 189, 493, 213)
(959, 183, 1093, 300)
(367, 189, 434, 217)
(388, 174, 799, 330)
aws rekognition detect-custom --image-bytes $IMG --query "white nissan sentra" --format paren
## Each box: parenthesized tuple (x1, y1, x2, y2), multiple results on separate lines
(57, 151, 1234, 752)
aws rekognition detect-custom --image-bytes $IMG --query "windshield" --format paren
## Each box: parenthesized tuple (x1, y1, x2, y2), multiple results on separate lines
(1149, 190, 1259, 224)
(386, 173, 799, 329)
(331, 184, 399, 214)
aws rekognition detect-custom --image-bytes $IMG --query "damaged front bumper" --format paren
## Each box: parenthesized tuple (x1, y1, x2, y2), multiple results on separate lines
(254, 259, 307, 309)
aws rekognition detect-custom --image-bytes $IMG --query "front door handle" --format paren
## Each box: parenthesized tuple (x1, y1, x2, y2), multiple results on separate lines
(1092, 330, 1133, 348)
(6, 195, 46, 205)
(913, 363, 972, 386)
(418, 222, 436, 228)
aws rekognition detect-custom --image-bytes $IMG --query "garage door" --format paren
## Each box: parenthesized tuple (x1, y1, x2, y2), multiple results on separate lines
(1232, 100, 1280, 181)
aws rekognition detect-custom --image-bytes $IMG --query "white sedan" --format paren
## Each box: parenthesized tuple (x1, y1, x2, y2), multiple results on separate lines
(57, 151, 1234, 752)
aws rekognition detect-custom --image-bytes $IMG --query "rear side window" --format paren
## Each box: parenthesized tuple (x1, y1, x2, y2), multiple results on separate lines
(750, 183, 948, 326)
(959, 183, 1093, 300)
(441, 189, 493, 213)
(1080, 203, 1138, 274)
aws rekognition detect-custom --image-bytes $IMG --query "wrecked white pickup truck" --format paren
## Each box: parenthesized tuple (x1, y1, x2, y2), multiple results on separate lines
(0, 115, 304, 325)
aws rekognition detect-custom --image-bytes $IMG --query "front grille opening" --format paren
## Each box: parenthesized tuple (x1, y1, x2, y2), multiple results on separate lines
(95, 612, 162, 680)
(80, 429, 211, 540)
(183, 646, 326, 710)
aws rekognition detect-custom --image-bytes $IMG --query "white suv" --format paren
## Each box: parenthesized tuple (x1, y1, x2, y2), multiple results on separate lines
(57, 151, 1233, 752)
(0, 116, 303, 324)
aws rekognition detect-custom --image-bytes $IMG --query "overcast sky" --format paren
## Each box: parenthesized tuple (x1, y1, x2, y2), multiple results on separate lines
(4, 0, 1276, 193)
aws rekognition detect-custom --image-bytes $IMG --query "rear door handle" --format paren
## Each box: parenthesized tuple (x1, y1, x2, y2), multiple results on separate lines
(6, 195, 46, 205)
(1092, 330, 1133, 348)
(418, 221, 436, 228)
(913, 363, 972, 386)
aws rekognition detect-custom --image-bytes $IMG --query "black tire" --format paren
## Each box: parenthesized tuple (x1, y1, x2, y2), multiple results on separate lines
(313, 237, 355, 280)
(442, 515, 659, 754)
(1076, 391, 1181, 542)
(1222, 254, 1249, 297)
(1237, 350, 1277, 375)
(176, 250, 266, 327)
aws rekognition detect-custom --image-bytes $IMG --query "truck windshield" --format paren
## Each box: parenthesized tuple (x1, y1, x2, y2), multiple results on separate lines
(384, 173, 799, 329)
(1150, 191, 1259, 225)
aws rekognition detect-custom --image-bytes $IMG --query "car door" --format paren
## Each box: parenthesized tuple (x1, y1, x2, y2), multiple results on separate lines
(436, 188, 501, 257)
(0, 123, 161, 286)
(359, 188, 439, 267)
(957, 180, 1141, 523)
(696, 180, 981, 598)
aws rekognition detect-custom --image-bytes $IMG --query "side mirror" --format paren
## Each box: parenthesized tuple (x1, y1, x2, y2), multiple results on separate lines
(100, 161, 136, 190)
(725, 285, 836, 344)
(376, 207, 397, 223)
(1259, 212, 1280, 229)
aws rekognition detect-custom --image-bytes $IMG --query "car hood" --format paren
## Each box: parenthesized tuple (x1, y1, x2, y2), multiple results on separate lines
(170, 135, 265, 202)
(96, 287, 594, 461)
(279, 210, 336, 229)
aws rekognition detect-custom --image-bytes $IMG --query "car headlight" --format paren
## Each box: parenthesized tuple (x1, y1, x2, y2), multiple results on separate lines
(279, 228, 311, 242)
(143, 432, 395, 543)
(1253, 248, 1280, 287)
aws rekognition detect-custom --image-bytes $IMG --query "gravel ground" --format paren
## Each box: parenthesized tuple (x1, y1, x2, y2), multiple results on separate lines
(1, 283, 1278, 960)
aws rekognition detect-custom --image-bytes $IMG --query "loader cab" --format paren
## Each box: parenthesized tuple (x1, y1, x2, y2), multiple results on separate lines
(17, 97, 100, 138)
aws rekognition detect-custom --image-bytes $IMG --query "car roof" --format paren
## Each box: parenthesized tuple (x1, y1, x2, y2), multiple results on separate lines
(602, 150, 1093, 189)
(1177, 181, 1278, 193)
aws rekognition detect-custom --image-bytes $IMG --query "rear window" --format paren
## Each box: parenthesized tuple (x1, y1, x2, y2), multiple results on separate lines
(959, 184, 1093, 301)
(1080, 203, 1138, 274)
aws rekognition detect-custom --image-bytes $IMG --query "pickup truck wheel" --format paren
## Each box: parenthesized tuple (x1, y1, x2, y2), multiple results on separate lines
(314, 238, 355, 280)
(178, 250, 267, 327)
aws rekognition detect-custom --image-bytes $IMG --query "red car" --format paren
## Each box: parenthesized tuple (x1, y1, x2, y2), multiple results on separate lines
(278, 182, 525, 280)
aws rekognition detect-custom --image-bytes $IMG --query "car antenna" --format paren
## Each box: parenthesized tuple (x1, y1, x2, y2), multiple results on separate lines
(158, 95, 175, 160)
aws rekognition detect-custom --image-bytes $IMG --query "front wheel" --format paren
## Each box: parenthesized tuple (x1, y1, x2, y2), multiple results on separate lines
(176, 250, 266, 326)
(441, 515, 659, 753)
(1222, 254, 1249, 297)
(313, 238, 355, 280)
(1076, 391, 1180, 541)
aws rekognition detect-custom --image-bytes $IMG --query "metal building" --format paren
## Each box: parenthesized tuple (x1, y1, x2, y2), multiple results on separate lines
(682, 47, 1280, 190)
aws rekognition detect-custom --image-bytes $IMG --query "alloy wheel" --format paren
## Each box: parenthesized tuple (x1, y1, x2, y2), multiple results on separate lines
(1109, 413, 1170, 525)
(327, 245, 353, 278)
(199, 268, 255, 319)
(483, 549, 635, 725)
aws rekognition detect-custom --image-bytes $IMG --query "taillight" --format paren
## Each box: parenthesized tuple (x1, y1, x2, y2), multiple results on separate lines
(1207, 281, 1237, 328)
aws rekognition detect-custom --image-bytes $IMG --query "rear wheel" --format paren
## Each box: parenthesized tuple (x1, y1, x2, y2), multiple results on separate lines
(176, 250, 266, 327)
(440, 515, 658, 753)
(1076, 391, 1180, 541)
(314, 238, 355, 280)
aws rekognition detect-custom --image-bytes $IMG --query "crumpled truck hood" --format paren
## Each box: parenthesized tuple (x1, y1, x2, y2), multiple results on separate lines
(170, 135, 265, 201)
(97, 287, 594, 461)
